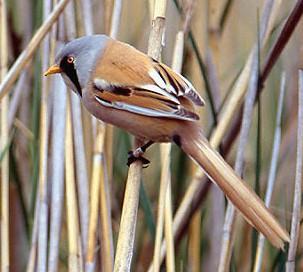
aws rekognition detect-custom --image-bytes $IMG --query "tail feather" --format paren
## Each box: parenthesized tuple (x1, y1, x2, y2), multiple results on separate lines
(179, 125, 290, 249)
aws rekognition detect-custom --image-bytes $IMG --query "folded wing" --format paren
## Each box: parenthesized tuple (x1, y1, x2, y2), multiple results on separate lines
(92, 46, 204, 121)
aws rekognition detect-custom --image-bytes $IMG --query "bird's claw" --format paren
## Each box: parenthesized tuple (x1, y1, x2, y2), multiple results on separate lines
(127, 148, 150, 167)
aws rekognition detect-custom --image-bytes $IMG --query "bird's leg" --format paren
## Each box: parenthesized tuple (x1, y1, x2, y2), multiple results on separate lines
(127, 141, 154, 167)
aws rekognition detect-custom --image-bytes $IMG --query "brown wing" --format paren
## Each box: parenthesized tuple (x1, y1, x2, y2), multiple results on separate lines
(92, 39, 203, 121)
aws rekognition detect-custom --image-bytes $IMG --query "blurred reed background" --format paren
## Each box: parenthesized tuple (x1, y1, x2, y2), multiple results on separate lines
(0, 0, 303, 271)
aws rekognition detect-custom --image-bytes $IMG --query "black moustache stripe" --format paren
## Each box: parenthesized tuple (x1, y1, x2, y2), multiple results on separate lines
(60, 58, 82, 97)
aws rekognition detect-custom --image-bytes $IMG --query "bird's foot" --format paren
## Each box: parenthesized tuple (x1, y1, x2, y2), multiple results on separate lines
(127, 141, 154, 167)
(127, 149, 150, 167)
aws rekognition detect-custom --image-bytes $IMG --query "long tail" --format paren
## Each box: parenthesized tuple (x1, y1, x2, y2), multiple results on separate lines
(178, 124, 290, 249)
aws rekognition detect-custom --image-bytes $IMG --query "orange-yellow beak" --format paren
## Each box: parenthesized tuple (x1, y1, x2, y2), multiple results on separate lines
(44, 64, 62, 76)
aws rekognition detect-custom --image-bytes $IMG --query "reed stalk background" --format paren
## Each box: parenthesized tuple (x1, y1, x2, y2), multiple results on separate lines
(0, 0, 303, 271)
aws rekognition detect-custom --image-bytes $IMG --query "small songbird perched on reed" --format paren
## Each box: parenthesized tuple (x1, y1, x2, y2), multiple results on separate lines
(45, 35, 289, 248)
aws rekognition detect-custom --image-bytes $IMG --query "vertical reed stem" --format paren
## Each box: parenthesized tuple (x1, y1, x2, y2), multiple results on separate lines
(0, 0, 9, 270)
(286, 70, 303, 272)
(65, 93, 81, 272)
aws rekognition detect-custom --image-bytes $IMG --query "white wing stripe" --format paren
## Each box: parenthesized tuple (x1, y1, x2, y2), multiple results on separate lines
(149, 68, 179, 96)
(94, 78, 112, 89)
(148, 69, 166, 89)
(95, 96, 195, 121)
(149, 66, 204, 106)
(139, 84, 180, 104)
(94, 77, 180, 104)
(166, 84, 176, 94)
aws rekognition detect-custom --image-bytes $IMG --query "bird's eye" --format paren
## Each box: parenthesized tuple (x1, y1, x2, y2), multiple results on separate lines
(67, 56, 75, 64)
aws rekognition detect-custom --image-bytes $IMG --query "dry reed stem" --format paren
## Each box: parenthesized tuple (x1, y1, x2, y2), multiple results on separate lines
(153, 0, 167, 18)
(148, 0, 155, 20)
(261, 0, 303, 83)
(114, 1, 167, 271)
(208, 0, 229, 32)
(163, 30, 186, 272)
(48, 74, 67, 272)
(286, 70, 303, 272)
(13, 119, 34, 140)
(224, 0, 303, 156)
(189, 1, 210, 272)
(96, 2, 123, 270)
(210, 51, 253, 148)
(93, 1, 123, 270)
(104, 0, 114, 33)
(8, 72, 28, 130)
(37, 63, 49, 272)
(113, 159, 143, 272)
(0, 0, 9, 270)
(79, 0, 97, 143)
(26, 195, 40, 272)
(187, 164, 203, 272)
(86, 124, 105, 271)
(47, 9, 67, 270)
(147, 0, 167, 60)
(64, 1, 90, 258)
(162, 30, 187, 272)
(191, 4, 221, 271)
(71, 94, 90, 254)
(187, 139, 203, 272)
(188, 210, 201, 272)
(172, 31, 185, 73)
(211, 0, 280, 148)
(36, 1, 53, 270)
(218, 50, 260, 272)
(150, 2, 169, 272)
(0, 0, 70, 100)
(65, 93, 81, 272)
(80, 0, 94, 35)
(99, 155, 114, 272)
(26, 243, 37, 271)
(207, 0, 223, 110)
(149, 29, 183, 272)
(86, 0, 119, 269)
(104, 125, 114, 189)
(182, 0, 195, 35)
(110, 0, 122, 39)
(164, 178, 175, 272)
(253, 72, 286, 272)
(154, 172, 200, 267)
(263, 0, 282, 44)
(152, 144, 171, 272)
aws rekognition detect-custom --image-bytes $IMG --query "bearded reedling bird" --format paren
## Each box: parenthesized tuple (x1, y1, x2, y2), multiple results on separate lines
(45, 35, 289, 248)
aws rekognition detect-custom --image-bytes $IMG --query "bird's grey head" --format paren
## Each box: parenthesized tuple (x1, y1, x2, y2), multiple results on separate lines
(55, 35, 109, 96)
